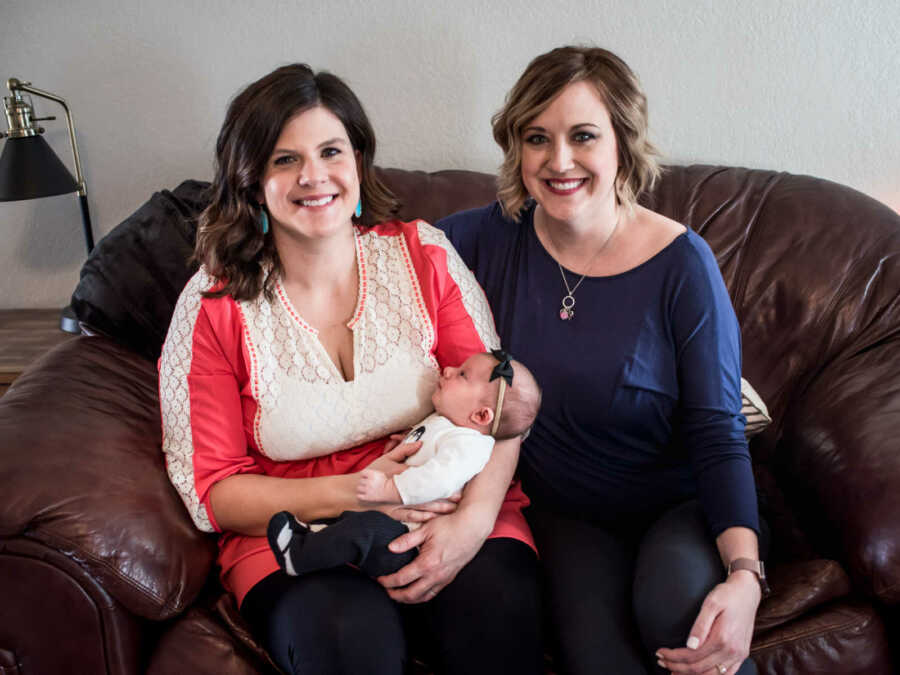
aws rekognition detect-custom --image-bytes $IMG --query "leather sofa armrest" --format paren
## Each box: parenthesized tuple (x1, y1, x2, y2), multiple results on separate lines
(780, 338, 900, 606)
(0, 335, 216, 620)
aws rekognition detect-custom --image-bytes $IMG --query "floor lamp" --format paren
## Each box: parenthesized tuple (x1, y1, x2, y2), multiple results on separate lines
(0, 78, 95, 333)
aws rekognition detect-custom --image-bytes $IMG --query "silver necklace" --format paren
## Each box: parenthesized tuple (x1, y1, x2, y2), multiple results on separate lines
(553, 210, 620, 321)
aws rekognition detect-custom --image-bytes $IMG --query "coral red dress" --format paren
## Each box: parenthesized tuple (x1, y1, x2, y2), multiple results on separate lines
(159, 220, 532, 605)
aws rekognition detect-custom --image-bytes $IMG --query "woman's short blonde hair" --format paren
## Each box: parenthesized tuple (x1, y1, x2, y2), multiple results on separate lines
(491, 46, 661, 220)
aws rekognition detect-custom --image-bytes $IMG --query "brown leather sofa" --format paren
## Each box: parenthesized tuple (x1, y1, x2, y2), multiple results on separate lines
(1, 165, 898, 674)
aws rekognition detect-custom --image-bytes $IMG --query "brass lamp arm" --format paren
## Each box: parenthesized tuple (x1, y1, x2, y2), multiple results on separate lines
(7, 78, 86, 197)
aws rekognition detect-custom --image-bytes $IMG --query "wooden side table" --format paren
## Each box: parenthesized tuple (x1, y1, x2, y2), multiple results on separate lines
(0, 309, 77, 397)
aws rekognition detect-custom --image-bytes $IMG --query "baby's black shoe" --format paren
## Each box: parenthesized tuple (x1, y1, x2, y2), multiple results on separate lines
(267, 511, 309, 576)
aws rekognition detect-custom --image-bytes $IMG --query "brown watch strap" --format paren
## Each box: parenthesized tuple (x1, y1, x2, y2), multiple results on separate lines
(728, 557, 771, 596)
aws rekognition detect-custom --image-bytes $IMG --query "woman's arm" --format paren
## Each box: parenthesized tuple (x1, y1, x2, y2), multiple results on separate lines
(377, 434, 520, 603)
(209, 441, 449, 536)
(658, 237, 763, 674)
(450, 435, 520, 540)
(209, 472, 357, 536)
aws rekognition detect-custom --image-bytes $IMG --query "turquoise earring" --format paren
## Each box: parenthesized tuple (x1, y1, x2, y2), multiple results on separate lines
(354, 198, 362, 219)
(259, 208, 270, 235)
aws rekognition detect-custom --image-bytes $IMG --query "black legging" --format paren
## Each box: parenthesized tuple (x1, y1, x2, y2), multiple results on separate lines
(527, 500, 768, 675)
(240, 537, 543, 675)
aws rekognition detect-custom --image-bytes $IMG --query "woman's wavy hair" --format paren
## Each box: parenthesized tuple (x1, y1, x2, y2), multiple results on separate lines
(195, 63, 399, 301)
(491, 46, 661, 220)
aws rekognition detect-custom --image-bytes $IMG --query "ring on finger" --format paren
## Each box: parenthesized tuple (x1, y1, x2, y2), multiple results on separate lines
(716, 664, 727, 675)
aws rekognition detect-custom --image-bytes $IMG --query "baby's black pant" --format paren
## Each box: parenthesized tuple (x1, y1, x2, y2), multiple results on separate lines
(288, 510, 416, 578)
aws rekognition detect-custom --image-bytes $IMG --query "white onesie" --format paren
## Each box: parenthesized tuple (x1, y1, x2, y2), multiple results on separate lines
(393, 412, 494, 505)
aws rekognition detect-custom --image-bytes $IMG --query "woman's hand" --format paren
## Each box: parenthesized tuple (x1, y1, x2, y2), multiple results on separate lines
(367, 440, 421, 477)
(372, 495, 461, 525)
(655, 572, 762, 674)
(381, 432, 411, 455)
(376, 504, 492, 603)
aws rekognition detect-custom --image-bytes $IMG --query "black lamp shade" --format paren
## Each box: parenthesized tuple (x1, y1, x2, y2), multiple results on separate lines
(0, 135, 78, 201)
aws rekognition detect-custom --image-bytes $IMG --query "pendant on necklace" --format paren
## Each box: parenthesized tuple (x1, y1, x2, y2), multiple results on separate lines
(560, 294, 575, 321)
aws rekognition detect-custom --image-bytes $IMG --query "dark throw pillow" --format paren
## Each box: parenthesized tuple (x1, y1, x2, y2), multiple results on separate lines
(70, 180, 211, 361)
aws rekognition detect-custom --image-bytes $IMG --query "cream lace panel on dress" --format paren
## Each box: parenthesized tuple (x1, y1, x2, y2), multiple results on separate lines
(159, 269, 215, 532)
(241, 229, 440, 461)
(416, 222, 500, 350)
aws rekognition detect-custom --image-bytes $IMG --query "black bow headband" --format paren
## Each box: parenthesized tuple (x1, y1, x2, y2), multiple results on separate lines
(490, 349, 514, 386)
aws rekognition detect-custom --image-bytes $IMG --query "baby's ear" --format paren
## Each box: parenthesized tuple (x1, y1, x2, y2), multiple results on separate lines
(471, 406, 495, 427)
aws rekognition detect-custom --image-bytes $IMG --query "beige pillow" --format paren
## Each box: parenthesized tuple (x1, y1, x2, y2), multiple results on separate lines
(741, 378, 771, 438)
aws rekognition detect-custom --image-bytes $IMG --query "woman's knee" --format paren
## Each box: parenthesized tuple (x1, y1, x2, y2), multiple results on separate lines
(316, 574, 402, 640)
(426, 539, 543, 674)
(243, 568, 406, 674)
(633, 501, 723, 649)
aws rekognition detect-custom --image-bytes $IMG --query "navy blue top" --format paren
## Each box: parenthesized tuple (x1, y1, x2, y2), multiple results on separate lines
(437, 202, 759, 535)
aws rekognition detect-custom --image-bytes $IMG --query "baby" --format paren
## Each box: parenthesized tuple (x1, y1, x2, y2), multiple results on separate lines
(268, 349, 541, 578)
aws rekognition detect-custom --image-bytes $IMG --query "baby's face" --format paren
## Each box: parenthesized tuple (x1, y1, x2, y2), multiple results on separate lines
(431, 353, 499, 427)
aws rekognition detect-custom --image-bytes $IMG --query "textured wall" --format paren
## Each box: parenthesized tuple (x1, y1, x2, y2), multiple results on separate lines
(1, 0, 898, 308)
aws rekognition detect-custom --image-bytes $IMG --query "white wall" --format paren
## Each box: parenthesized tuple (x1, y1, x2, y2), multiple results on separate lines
(2, 0, 898, 308)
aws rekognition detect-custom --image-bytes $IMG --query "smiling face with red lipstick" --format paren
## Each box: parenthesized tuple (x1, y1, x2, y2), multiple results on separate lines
(259, 105, 362, 244)
(194, 65, 399, 302)
(520, 80, 619, 233)
(492, 47, 662, 226)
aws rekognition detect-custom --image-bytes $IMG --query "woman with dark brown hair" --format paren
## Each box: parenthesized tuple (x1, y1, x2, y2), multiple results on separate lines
(438, 46, 767, 675)
(159, 64, 542, 674)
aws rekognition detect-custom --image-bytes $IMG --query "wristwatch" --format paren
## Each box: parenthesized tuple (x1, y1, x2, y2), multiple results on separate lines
(727, 558, 771, 596)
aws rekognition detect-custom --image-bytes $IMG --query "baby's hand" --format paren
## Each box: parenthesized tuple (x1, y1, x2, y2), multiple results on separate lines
(357, 468, 403, 504)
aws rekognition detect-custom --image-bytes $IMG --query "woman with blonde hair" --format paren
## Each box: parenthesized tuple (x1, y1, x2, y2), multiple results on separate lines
(439, 46, 766, 675)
